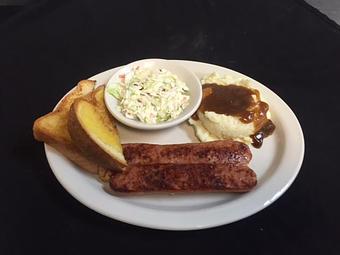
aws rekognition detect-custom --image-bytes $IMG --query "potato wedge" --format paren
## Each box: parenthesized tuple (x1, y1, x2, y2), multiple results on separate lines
(68, 87, 127, 171)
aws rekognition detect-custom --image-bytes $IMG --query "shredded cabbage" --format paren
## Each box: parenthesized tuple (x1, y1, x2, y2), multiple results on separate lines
(108, 67, 190, 124)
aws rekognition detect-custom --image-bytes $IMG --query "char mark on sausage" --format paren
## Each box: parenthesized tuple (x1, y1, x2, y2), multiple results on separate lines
(110, 163, 257, 193)
(122, 140, 252, 166)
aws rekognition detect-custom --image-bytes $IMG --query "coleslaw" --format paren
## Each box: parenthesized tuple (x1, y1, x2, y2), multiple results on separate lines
(108, 67, 190, 124)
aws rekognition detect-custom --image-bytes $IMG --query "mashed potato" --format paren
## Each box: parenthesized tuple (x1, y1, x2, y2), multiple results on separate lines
(201, 72, 250, 87)
(189, 72, 271, 145)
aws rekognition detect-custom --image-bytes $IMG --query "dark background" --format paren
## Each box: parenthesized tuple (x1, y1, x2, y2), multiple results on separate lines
(1, 0, 339, 254)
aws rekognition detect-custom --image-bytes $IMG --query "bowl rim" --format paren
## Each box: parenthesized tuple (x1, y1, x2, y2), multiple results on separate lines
(104, 58, 202, 130)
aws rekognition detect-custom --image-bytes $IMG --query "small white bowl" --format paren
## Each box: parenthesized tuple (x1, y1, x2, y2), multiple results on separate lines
(104, 59, 202, 130)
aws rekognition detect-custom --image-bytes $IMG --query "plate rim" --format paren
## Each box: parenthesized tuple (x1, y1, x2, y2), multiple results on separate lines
(44, 59, 305, 230)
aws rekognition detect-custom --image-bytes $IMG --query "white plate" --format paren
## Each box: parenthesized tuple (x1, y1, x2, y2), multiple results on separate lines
(44, 60, 304, 230)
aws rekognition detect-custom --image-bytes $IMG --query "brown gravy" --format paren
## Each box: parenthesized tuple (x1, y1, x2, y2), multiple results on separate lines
(250, 119, 276, 148)
(197, 83, 275, 148)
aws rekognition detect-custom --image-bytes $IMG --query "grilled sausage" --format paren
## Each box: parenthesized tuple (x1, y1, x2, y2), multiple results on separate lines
(110, 163, 257, 193)
(122, 140, 252, 166)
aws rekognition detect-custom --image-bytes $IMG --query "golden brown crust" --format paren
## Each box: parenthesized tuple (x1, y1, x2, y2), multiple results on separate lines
(68, 99, 126, 171)
(33, 80, 113, 177)
(92, 86, 122, 141)
(33, 111, 71, 144)
(55, 80, 96, 112)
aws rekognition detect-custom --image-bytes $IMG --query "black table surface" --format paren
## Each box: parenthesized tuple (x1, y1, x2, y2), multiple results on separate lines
(1, 0, 339, 254)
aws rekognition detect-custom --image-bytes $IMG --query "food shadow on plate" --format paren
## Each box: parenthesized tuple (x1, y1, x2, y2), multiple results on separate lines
(116, 120, 199, 144)
(103, 183, 243, 197)
(102, 182, 244, 212)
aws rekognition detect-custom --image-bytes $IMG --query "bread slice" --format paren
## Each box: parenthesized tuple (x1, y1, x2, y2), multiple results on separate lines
(33, 110, 71, 145)
(33, 80, 96, 144)
(33, 80, 108, 174)
(68, 86, 127, 171)
(55, 80, 96, 112)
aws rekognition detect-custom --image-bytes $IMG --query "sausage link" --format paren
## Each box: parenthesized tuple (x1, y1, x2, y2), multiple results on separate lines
(122, 140, 252, 166)
(110, 163, 257, 193)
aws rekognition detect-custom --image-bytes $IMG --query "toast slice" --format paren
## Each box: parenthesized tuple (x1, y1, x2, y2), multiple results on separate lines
(55, 80, 96, 112)
(33, 80, 96, 144)
(68, 86, 127, 171)
(33, 80, 109, 175)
